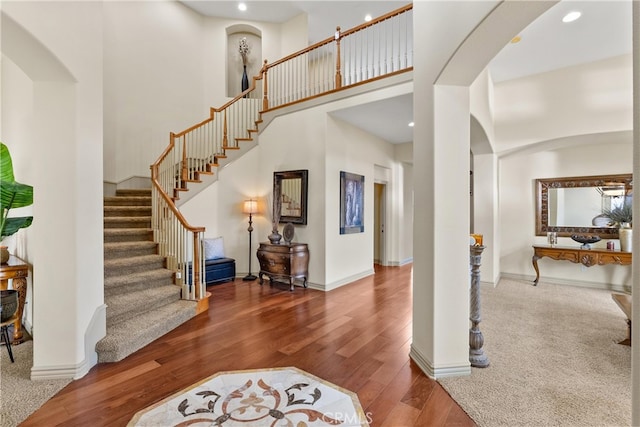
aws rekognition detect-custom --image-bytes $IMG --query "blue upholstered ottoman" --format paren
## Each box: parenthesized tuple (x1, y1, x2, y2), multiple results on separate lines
(188, 257, 235, 286)
(187, 237, 236, 285)
(204, 257, 236, 285)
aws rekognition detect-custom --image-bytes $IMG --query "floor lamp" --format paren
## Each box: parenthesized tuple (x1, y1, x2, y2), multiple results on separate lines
(242, 199, 258, 281)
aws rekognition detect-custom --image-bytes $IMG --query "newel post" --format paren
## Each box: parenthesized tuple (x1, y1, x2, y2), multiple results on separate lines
(192, 231, 201, 300)
(223, 110, 228, 147)
(469, 244, 489, 368)
(335, 26, 342, 89)
(261, 59, 269, 110)
(179, 134, 188, 182)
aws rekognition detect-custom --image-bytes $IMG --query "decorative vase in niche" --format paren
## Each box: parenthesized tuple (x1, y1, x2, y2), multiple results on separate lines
(619, 223, 632, 252)
(241, 65, 249, 95)
(0, 246, 9, 264)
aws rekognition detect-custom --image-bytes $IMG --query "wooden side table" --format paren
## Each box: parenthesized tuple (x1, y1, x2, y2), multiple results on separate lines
(0, 254, 29, 344)
(257, 242, 309, 291)
(532, 245, 631, 285)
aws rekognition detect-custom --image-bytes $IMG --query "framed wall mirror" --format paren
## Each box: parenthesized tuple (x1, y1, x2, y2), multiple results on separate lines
(274, 169, 308, 225)
(535, 173, 632, 238)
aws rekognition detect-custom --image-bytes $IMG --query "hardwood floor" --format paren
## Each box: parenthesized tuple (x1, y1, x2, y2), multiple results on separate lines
(22, 264, 476, 427)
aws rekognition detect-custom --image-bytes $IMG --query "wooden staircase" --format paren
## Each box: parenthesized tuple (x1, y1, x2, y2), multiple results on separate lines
(97, 188, 197, 363)
(169, 115, 262, 207)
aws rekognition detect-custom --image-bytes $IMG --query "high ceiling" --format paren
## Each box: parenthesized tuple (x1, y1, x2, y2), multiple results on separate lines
(181, 1, 410, 44)
(180, 1, 632, 145)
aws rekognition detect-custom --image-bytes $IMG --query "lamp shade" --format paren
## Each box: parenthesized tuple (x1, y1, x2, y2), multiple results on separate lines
(243, 199, 257, 214)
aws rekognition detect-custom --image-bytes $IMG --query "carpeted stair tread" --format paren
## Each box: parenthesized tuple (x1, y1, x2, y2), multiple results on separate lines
(104, 216, 152, 229)
(104, 269, 174, 296)
(104, 254, 165, 277)
(104, 241, 158, 259)
(104, 206, 152, 217)
(104, 196, 152, 206)
(104, 228, 153, 243)
(105, 284, 183, 326)
(96, 299, 196, 363)
(115, 189, 152, 197)
(100, 187, 195, 363)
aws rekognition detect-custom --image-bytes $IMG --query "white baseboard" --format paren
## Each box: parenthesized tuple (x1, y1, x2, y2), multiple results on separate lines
(387, 258, 413, 267)
(31, 363, 82, 380)
(31, 304, 106, 380)
(409, 345, 471, 379)
(322, 269, 375, 291)
(500, 272, 631, 293)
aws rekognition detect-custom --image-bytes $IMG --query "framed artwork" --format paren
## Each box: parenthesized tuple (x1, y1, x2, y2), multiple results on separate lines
(340, 171, 364, 234)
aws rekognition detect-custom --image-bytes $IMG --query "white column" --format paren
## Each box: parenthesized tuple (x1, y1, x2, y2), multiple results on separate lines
(473, 153, 499, 285)
(631, 2, 640, 424)
(411, 83, 472, 377)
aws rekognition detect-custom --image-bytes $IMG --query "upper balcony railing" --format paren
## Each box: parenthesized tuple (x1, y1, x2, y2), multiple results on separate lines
(262, 4, 413, 111)
(150, 4, 413, 303)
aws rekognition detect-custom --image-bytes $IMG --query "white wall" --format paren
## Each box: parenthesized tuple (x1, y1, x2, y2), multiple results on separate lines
(281, 13, 309, 55)
(324, 116, 396, 288)
(469, 68, 500, 284)
(470, 68, 496, 146)
(395, 144, 414, 265)
(202, 14, 298, 109)
(2, 1, 104, 378)
(400, 161, 414, 264)
(499, 134, 633, 290)
(1, 56, 36, 330)
(494, 54, 632, 152)
(103, 1, 205, 184)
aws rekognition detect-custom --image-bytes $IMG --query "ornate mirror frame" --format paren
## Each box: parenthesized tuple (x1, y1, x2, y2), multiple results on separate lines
(535, 173, 632, 238)
(274, 169, 308, 225)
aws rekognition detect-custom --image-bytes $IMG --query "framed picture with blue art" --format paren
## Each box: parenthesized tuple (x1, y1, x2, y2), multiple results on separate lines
(340, 171, 364, 234)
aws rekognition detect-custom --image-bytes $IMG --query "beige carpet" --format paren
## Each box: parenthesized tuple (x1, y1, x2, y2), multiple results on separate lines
(439, 279, 632, 427)
(0, 339, 72, 427)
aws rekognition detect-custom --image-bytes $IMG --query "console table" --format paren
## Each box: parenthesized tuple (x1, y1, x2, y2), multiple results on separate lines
(532, 245, 631, 286)
(257, 242, 309, 291)
(0, 255, 29, 344)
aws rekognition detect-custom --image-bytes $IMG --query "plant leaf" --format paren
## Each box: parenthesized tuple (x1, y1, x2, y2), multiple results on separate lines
(0, 180, 33, 211)
(1, 217, 33, 239)
(0, 142, 34, 239)
(0, 143, 15, 182)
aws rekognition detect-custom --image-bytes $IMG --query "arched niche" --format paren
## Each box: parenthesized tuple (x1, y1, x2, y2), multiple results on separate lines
(226, 24, 262, 98)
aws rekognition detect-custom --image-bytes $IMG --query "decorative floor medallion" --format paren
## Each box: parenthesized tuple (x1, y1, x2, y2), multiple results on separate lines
(128, 367, 369, 426)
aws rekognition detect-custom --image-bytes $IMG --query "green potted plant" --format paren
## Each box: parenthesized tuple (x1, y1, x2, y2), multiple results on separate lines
(603, 202, 632, 228)
(603, 198, 633, 252)
(0, 142, 33, 263)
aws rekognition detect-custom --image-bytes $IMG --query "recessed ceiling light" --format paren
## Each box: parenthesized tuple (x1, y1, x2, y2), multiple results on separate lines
(562, 11, 581, 23)
(238, 3, 247, 12)
(408, 122, 414, 127)
(364, 14, 372, 22)
(510, 35, 522, 44)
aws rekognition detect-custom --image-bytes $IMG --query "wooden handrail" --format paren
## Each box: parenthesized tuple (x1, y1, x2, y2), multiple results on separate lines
(150, 166, 204, 234)
(264, 3, 413, 72)
(173, 77, 264, 139)
(212, 74, 265, 113)
(340, 3, 413, 38)
(266, 35, 336, 69)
